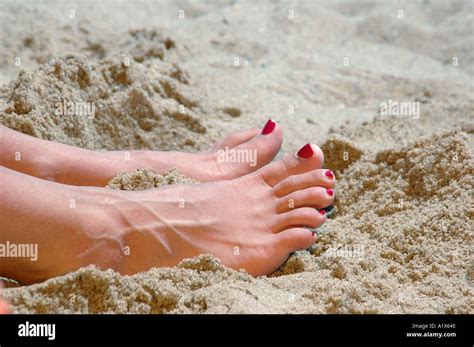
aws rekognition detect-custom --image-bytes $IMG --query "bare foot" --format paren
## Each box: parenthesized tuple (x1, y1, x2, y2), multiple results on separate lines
(112, 119, 283, 182)
(117, 143, 335, 277)
(0, 119, 282, 186)
(2, 142, 334, 283)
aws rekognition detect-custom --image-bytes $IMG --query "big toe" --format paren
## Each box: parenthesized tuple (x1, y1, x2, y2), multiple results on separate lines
(256, 143, 324, 186)
(214, 119, 283, 178)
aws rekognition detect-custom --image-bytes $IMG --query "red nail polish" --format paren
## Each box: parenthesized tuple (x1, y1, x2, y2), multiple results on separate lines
(326, 189, 334, 196)
(325, 170, 334, 179)
(296, 143, 314, 159)
(261, 119, 276, 135)
(319, 209, 326, 215)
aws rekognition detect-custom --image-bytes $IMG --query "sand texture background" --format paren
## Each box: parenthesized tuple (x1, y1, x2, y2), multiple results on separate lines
(1, 0, 473, 313)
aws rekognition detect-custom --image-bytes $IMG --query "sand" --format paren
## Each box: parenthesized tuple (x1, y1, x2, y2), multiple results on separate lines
(1, 0, 473, 313)
(106, 168, 199, 190)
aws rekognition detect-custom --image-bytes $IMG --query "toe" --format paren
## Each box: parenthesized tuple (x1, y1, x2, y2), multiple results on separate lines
(276, 228, 317, 251)
(272, 207, 326, 231)
(230, 119, 282, 169)
(273, 169, 335, 197)
(208, 127, 260, 151)
(276, 187, 335, 212)
(256, 143, 324, 186)
(214, 119, 283, 178)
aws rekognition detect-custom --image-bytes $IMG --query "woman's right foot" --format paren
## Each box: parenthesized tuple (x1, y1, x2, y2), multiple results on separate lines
(0, 143, 335, 283)
(116, 143, 335, 277)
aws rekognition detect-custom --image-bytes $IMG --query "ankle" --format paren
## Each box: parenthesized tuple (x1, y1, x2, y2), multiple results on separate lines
(49, 149, 131, 186)
(28, 187, 129, 283)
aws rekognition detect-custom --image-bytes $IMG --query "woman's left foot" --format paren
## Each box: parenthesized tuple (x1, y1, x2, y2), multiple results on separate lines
(0, 120, 283, 186)
(108, 119, 283, 182)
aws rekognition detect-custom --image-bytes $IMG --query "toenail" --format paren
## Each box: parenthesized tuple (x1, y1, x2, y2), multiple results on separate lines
(319, 209, 326, 215)
(261, 119, 277, 135)
(296, 143, 314, 159)
(326, 188, 334, 197)
(325, 170, 334, 179)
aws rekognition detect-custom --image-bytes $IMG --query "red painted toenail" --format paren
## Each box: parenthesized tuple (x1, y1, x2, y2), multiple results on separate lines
(319, 209, 326, 215)
(261, 119, 276, 135)
(326, 189, 334, 196)
(325, 170, 334, 179)
(296, 143, 314, 159)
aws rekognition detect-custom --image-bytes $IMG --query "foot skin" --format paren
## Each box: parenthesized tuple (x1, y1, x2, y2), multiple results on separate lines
(117, 143, 335, 277)
(0, 143, 335, 283)
(0, 120, 283, 186)
(107, 118, 283, 183)
(44, 144, 334, 282)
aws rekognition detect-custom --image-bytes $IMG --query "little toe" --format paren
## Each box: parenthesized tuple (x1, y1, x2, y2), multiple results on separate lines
(276, 228, 317, 252)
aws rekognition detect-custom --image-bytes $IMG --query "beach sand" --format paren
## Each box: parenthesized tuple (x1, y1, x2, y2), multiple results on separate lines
(1, 0, 473, 313)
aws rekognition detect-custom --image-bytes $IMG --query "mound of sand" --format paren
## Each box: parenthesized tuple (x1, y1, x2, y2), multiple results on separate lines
(106, 168, 198, 190)
(0, 51, 207, 151)
(1, 0, 473, 314)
